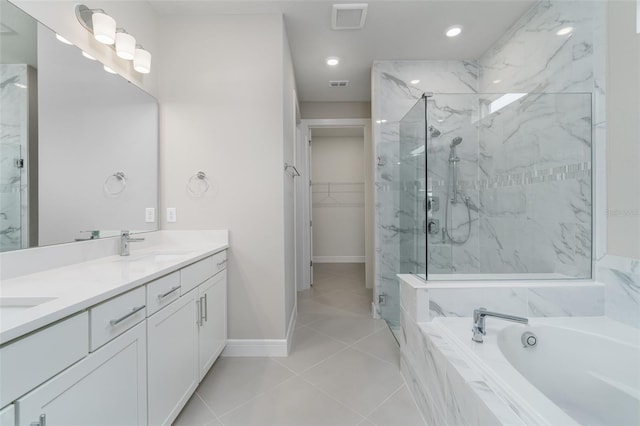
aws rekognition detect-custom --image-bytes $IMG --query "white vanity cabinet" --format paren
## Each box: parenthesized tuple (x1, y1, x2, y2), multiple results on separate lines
(0, 405, 15, 426)
(197, 270, 227, 380)
(146, 289, 199, 426)
(147, 252, 227, 426)
(15, 321, 147, 426)
(1, 247, 228, 426)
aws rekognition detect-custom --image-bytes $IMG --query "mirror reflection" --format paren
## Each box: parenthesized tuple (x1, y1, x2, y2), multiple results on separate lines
(0, 0, 158, 252)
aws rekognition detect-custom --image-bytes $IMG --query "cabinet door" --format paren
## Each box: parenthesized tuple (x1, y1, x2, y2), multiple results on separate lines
(16, 322, 147, 426)
(147, 290, 199, 426)
(198, 270, 227, 380)
(0, 404, 14, 426)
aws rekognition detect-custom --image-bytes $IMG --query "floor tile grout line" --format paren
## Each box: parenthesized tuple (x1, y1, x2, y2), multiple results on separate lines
(296, 373, 368, 423)
(194, 391, 225, 425)
(350, 340, 401, 369)
(361, 382, 406, 419)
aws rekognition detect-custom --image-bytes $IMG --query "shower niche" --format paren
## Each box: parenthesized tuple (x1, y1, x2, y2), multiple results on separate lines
(399, 92, 593, 281)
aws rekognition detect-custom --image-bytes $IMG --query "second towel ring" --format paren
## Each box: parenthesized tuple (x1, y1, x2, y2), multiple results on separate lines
(104, 171, 127, 196)
(187, 171, 210, 197)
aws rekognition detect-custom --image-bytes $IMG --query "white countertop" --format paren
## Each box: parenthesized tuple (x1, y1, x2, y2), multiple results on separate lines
(0, 231, 229, 344)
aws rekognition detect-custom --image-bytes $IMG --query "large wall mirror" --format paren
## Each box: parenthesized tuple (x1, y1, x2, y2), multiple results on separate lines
(0, 0, 158, 252)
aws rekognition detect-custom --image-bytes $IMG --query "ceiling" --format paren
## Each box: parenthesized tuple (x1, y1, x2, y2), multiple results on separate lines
(148, 1, 536, 102)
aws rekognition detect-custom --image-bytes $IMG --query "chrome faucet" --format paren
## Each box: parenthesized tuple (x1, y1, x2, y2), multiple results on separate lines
(120, 231, 145, 256)
(472, 307, 528, 343)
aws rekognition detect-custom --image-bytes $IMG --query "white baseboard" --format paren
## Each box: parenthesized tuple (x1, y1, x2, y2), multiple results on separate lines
(313, 256, 365, 263)
(223, 305, 297, 358)
(223, 339, 288, 357)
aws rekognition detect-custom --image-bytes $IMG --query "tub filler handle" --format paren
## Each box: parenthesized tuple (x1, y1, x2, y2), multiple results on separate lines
(472, 307, 528, 343)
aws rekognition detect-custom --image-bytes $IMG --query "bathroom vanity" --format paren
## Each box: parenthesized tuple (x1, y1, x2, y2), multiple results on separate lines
(0, 231, 228, 426)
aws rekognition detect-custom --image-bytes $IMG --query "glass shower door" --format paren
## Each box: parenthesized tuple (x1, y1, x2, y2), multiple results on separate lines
(399, 98, 427, 279)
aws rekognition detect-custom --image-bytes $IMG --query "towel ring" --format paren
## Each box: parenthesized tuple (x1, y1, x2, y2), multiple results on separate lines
(187, 171, 210, 197)
(104, 171, 127, 196)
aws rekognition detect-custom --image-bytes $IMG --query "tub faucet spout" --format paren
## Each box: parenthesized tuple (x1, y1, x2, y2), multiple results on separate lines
(472, 307, 528, 343)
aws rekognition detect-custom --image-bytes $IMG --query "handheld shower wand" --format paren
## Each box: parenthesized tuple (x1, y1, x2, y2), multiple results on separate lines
(444, 136, 473, 244)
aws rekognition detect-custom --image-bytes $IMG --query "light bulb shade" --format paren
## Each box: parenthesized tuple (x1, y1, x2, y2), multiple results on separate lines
(133, 47, 151, 74)
(92, 11, 116, 45)
(115, 31, 136, 60)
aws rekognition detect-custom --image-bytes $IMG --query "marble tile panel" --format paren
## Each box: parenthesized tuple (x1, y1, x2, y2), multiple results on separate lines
(527, 285, 604, 317)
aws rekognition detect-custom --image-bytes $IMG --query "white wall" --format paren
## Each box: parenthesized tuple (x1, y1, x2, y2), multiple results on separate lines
(607, 0, 640, 259)
(158, 13, 293, 341)
(300, 102, 371, 119)
(12, 0, 159, 97)
(282, 27, 298, 336)
(312, 135, 365, 261)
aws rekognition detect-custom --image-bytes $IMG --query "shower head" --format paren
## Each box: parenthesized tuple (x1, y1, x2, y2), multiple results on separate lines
(428, 125, 441, 138)
(450, 137, 463, 147)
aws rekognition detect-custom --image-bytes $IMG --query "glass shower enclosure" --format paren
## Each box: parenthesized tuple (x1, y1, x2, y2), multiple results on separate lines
(384, 92, 593, 327)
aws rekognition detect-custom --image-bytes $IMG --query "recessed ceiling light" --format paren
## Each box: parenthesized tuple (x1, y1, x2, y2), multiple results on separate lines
(493, 79, 502, 84)
(445, 25, 463, 38)
(82, 51, 96, 60)
(56, 34, 73, 45)
(556, 26, 573, 36)
(103, 65, 117, 74)
(410, 79, 420, 85)
(326, 57, 340, 66)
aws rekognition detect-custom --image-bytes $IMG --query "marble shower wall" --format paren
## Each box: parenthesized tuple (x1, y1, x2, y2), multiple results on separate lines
(0, 64, 28, 251)
(477, 0, 606, 276)
(372, 60, 479, 324)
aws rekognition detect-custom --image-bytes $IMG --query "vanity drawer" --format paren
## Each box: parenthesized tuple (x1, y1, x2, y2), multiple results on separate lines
(146, 271, 181, 316)
(181, 251, 226, 294)
(0, 312, 88, 408)
(89, 286, 145, 351)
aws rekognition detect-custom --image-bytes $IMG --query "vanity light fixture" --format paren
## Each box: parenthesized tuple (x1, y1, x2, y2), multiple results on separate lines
(556, 26, 573, 36)
(133, 45, 152, 74)
(115, 29, 136, 60)
(445, 25, 463, 37)
(75, 4, 151, 74)
(55, 34, 73, 45)
(326, 57, 340, 66)
(91, 10, 116, 45)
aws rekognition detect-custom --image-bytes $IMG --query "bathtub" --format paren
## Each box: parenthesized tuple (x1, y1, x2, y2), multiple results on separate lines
(431, 316, 640, 425)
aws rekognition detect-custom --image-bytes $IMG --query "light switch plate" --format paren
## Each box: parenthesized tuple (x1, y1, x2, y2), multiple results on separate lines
(145, 208, 155, 223)
(167, 207, 177, 223)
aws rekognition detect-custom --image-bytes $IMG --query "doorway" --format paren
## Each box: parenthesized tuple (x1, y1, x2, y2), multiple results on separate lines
(295, 119, 374, 298)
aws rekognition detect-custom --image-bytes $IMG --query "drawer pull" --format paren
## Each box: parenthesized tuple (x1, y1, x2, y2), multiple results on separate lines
(196, 299, 202, 326)
(157, 285, 181, 300)
(109, 305, 145, 326)
(204, 293, 208, 322)
(30, 414, 46, 426)
(217, 259, 228, 267)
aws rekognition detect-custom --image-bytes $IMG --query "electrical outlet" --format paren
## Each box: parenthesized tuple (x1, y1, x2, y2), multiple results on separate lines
(145, 208, 155, 223)
(167, 207, 177, 223)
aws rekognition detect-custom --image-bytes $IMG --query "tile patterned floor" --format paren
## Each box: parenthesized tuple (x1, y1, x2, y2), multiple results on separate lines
(173, 263, 426, 426)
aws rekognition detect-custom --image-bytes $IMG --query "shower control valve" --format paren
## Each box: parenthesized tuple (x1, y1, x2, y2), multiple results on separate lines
(427, 196, 440, 212)
(426, 219, 440, 235)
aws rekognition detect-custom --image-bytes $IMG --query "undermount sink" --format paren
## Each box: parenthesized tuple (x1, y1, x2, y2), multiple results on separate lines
(0, 296, 57, 308)
(119, 250, 194, 263)
(0, 297, 58, 324)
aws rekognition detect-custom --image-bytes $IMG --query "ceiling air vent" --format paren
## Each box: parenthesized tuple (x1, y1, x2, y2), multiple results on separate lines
(332, 3, 368, 30)
(329, 80, 350, 87)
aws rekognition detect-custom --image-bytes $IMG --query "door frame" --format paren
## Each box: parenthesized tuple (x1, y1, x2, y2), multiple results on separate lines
(296, 118, 373, 291)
